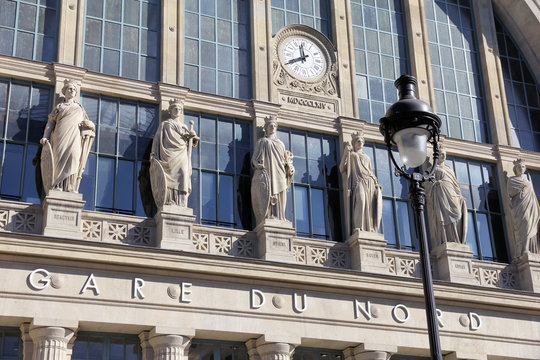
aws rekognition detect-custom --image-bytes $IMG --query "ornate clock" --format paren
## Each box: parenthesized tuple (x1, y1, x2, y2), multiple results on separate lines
(273, 25, 338, 98)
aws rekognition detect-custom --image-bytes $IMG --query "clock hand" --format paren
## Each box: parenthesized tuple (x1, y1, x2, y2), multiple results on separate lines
(299, 44, 305, 61)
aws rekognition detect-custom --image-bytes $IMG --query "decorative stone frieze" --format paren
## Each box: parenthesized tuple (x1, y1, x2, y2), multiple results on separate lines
(29, 326, 75, 360)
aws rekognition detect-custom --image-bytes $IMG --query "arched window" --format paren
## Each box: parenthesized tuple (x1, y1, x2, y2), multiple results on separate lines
(0, 0, 59, 62)
(271, 0, 332, 39)
(351, 0, 409, 124)
(183, 0, 251, 99)
(495, 17, 540, 152)
(425, 0, 489, 143)
(83, 0, 160, 81)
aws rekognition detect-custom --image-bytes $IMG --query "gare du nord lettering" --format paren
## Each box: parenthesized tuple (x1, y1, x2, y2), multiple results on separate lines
(27, 268, 483, 330)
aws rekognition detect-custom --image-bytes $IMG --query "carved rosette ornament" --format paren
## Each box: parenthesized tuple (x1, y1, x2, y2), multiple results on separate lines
(272, 25, 338, 97)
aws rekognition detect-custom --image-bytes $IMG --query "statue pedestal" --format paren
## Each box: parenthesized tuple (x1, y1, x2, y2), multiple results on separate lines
(346, 230, 388, 274)
(516, 252, 540, 292)
(42, 190, 85, 239)
(255, 219, 296, 263)
(155, 205, 196, 251)
(432, 242, 477, 284)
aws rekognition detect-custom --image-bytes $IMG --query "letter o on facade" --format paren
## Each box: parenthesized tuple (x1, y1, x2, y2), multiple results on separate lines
(392, 304, 410, 324)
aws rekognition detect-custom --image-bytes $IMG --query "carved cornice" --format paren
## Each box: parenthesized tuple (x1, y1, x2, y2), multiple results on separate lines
(495, 145, 540, 170)
(53, 63, 87, 83)
(442, 137, 496, 162)
(251, 100, 282, 119)
(158, 83, 189, 105)
(0, 55, 53, 83)
(272, 25, 339, 98)
(184, 90, 253, 119)
(338, 116, 365, 135)
(82, 71, 158, 102)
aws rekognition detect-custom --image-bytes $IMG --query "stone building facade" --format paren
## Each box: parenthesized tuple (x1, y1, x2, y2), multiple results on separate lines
(0, 1, 539, 359)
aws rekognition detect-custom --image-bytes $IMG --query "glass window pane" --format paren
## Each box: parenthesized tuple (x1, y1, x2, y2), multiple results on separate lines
(294, 185, 309, 234)
(218, 175, 234, 225)
(201, 171, 217, 222)
(1, 143, 23, 198)
(96, 157, 115, 208)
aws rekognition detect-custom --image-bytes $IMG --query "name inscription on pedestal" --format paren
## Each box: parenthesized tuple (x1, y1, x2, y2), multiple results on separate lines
(52, 211, 78, 226)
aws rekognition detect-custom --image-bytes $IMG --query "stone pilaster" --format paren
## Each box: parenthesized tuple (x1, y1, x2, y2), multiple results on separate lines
(516, 252, 540, 292)
(154, 205, 197, 251)
(245, 339, 261, 360)
(148, 333, 190, 360)
(344, 344, 397, 360)
(41, 190, 85, 239)
(255, 219, 296, 263)
(254, 339, 295, 360)
(20, 323, 33, 360)
(432, 242, 477, 285)
(139, 331, 154, 360)
(346, 230, 388, 274)
(29, 327, 75, 360)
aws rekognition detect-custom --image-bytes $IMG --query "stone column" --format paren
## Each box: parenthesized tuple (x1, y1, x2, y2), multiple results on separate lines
(250, 0, 270, 101)
(254, 341, 295, 360)
(29, 327, 75, 360)
(148, 333, 191, 360)
(432, 242, 477, 285)
(344, 344, 397, 360)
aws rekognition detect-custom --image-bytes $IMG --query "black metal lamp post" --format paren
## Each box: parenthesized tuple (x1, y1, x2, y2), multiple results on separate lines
(379, 75, 443, 360)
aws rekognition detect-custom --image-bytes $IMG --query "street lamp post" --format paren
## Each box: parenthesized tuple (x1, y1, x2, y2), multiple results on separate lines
(379, 75, 443, 360)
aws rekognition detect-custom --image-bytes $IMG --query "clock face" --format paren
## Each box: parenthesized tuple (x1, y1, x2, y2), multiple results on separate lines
(282, 37, 327, 80)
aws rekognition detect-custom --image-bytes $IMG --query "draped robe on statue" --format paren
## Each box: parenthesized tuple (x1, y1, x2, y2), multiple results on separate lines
(251, 135, 291, 224)
(152, 119, 192, 204)
(340, 149, 381, 233)
(50, 102, 84, 190)
(425, 163, 467, 244)
(507, 175, 540, 255)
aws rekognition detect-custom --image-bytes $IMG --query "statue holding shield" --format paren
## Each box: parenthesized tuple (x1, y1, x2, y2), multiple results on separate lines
(40, 79, 95, 194)
(251, 116, 295, 225)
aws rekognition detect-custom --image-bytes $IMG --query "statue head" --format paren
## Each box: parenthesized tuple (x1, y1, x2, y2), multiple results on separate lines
(513, 158, 526, 176)
(61, 79, 79, 99)
(351, 131, 364, 150)
(438, 148, 447, 163)
(263, 116, 278, 135)
(168, 98, 183, 118)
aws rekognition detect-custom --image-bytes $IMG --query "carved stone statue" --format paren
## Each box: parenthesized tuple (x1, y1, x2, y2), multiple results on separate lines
(251, 116, 294, 225)
(424, 149, 468, 245)
(40, 79, 95, 194)
(150, 99, 199, 209)
(507, 159, 540, 256)
(339, 131, 382, 235)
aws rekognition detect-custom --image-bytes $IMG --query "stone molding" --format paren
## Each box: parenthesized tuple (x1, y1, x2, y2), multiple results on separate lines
(343, 344, 397, 360)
